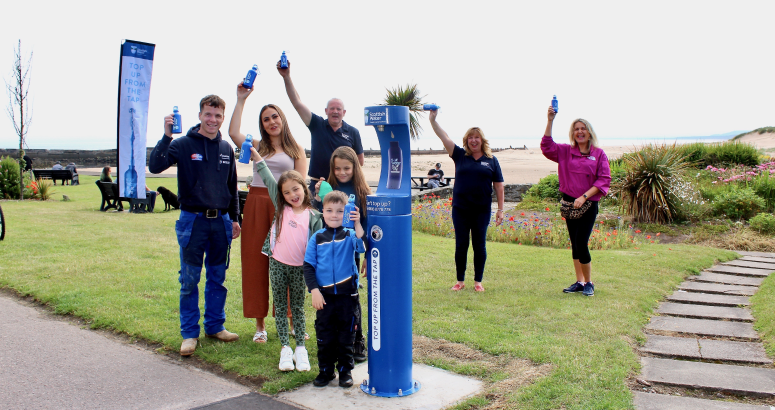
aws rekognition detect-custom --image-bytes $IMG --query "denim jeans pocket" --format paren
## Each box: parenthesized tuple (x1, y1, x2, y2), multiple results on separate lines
(175, 211, 197, 248)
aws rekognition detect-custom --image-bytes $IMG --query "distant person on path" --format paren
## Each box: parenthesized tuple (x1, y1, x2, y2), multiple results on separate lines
(429, 109, 504, 293)
(227, 82, 307, 344)
(23, 155, 32, 172)
(541, 106, 611, 297)
(149, 95, 241, 356)
(303, 191, 365, 388)
(100, 166, 113, 183)
(426, 163, 444, 189)
(277, 59, 364, 203)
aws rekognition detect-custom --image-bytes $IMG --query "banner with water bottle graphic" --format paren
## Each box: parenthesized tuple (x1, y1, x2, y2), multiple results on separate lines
(117, 40, 155, 199)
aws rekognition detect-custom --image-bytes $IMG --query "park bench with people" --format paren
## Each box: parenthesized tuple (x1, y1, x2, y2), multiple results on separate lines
(411, 175, 454, 191)
(32, 169, 79, 185)
(94, 180, 155, 213)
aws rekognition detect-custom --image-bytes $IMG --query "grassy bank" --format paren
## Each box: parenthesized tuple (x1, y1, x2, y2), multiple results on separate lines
(0, 176, 738, 408)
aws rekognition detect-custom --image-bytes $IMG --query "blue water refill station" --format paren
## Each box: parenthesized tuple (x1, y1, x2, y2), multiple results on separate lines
(360, 105, 420, 397)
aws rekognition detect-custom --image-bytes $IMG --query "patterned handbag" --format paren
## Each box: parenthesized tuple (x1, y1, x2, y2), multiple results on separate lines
(560, 198, 592, 220)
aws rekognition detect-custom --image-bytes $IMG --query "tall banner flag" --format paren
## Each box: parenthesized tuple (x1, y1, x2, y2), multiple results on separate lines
(117, 40, 155, 199)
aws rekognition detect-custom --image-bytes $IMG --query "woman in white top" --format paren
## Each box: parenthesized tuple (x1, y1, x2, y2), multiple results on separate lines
(229, 83, 307, 343)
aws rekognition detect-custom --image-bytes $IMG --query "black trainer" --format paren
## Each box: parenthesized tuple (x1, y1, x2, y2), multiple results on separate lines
(313, 372, 335, 387)
(582, 282, 595, 297)
(353, 335, 367, 363)
(563, 282, 584, 293)
(338, 371, 354, 388)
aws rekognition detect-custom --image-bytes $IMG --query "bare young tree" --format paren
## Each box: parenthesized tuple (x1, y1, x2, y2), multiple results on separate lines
(5, 39, 33, 200)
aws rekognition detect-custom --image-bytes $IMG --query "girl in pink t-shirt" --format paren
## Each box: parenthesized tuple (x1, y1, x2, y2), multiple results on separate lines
(251, 147, 323, 372)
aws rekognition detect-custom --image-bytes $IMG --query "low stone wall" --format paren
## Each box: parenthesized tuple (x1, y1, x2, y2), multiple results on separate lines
(0, 148, 157, 168)
(411, 183, 532, 202)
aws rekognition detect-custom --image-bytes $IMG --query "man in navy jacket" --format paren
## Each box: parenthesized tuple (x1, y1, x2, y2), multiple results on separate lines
(149, 95, 241, 356)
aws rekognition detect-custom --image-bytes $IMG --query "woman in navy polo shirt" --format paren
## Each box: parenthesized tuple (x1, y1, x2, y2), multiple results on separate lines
(429, 109, 504, 292)
(541, 106, 611, 297)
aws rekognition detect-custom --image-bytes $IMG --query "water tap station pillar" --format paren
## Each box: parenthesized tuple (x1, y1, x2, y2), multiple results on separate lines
(360, 105, 419, 397)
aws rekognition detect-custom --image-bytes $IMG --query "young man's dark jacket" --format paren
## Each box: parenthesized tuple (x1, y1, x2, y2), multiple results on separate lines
(149, 125, 239, 220)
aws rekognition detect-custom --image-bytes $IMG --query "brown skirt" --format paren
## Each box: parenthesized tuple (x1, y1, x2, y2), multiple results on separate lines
(241, 187, 292, 319)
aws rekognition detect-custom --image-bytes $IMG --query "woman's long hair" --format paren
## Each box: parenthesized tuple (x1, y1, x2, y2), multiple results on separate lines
(257, 104, 303, 159)
(462, 127, 493, 158)
(274, 170, 312, 243)
(567, 118, 599, 149)
(327, 146, 371, 210)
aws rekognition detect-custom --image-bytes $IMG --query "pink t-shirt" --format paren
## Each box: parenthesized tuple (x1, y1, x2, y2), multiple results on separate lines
(271, 206, 311, 267)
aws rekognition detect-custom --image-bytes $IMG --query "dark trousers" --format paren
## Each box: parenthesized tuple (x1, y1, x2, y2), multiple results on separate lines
(451, 206, 491, 282)
(315, 293, 358, 375)
(562, 194, 599, 264)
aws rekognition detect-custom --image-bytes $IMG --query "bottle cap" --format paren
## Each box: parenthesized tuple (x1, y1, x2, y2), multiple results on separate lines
(349, 194, 355, 202)
(173, 106, 179, 111)
(246, 134, 253, 141)
(318, 181, 333, 200)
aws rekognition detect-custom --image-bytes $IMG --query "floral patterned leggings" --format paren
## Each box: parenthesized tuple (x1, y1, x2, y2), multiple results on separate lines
(269, 258, 307, 347)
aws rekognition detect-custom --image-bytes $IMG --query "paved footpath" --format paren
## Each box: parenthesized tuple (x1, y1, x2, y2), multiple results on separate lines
(0, 293, 300, 410)
(634, 251, 775, 409)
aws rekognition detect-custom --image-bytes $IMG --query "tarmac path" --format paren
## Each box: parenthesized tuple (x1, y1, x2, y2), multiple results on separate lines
(0, 292, 300, 410)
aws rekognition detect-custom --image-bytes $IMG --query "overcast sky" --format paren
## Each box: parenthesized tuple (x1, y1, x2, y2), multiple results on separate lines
(1, 0, 773, 150)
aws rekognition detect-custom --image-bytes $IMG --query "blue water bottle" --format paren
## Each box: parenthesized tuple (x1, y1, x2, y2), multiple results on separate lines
(280, 51, 288, 69)
(243, 65, 259, 89)
(552, 95, 558, 114)
(239, 134, 253, 164)
(423, 104, 440, 111)
(343, 194, 357, 228)
(172, 106, 182, 134)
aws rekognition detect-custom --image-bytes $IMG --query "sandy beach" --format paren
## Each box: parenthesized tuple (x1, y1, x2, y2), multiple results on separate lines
(82, 132, 775, 186)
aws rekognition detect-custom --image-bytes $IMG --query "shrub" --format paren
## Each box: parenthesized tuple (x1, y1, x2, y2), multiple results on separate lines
(614, 144, 693, 223)
(525, 173, 561, 201)
(749, 213, 775, 235)
(0, 156, 22, 199)
(676, 141, 760, 168)
(751, 170, 775, 211)
(713, 188, 766, 220)
(36, 178, 55, 201)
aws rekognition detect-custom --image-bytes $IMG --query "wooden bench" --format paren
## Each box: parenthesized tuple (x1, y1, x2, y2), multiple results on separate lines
(33, 169, 79, 185)
(410, 176, 455, 191)
(94, 181, 155, 213)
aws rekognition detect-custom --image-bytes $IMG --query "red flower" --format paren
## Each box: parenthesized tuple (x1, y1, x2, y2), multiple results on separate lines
(520, 212, 525, 216)
(545, 207, 550, 211)
(656, 232, 661, 236)
(646, 235, 651, 239)
(635, 230, 641, 233)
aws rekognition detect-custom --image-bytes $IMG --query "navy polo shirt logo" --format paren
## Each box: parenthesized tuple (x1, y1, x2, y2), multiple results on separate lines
(342, 133, 350, 142)
(480, 162, 491, 169)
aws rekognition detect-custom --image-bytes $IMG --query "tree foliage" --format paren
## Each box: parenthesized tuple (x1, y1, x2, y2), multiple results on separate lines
(5, 39, 33, 200)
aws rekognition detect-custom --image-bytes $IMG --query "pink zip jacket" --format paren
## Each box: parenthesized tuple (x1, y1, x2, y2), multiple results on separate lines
(541, 135, 611, 201)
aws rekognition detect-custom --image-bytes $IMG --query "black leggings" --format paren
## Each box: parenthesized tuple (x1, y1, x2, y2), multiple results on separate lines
(451, 206, 491, 282)
(562, 193, 598, 264)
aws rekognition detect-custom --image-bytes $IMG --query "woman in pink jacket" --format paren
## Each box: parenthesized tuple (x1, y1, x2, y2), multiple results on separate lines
(541, 106, 611, 297)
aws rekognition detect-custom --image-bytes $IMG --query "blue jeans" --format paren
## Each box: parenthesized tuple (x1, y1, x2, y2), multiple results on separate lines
(451, 206, 491, 282)
(175, 211, 233, 339)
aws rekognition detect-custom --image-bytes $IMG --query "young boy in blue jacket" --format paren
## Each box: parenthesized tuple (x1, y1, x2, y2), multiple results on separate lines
(149, 95, 241, 357)
(303, 191, 365, 388)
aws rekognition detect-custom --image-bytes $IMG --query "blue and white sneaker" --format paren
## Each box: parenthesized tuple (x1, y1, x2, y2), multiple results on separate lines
(582, 282, 595, 297)
(563, 282, 584, 293)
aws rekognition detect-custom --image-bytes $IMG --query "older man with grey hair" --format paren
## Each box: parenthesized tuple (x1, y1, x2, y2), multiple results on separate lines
(276, 60, 364, 198)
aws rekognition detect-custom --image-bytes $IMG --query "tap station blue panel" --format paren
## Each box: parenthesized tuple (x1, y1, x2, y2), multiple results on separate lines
(361, 105, 420, 397)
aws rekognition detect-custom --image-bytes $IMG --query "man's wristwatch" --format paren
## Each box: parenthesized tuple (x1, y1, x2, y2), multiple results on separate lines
(583, 194, 588, 199)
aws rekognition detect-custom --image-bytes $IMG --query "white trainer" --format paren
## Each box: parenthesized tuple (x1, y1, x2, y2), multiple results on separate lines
(279, 346, 294, 371)
(294, 346, 311, 372)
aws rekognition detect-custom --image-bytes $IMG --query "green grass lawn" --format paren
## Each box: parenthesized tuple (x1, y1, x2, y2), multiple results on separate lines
(0, 176, 744, 409)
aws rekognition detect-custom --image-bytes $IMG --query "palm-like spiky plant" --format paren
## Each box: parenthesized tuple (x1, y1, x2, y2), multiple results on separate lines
(614, 144, 694, 223)
(381, 84, 426, 140)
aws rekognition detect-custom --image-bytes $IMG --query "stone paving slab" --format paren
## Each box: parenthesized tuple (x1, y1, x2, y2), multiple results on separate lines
(646, 317, 759, 340)
(723, 260, 775, 271)
(736, 251, 775, 258)
(641, 334, 701, 359)
(742, 256, 775, 264)
(700, 339, 773, 365)
(692, 272, 764, 287)
(641, 357, 775, 396)
(633, 392, 770, 410)
(679, 282, 757, 296)
(667, 291, 750, 307)
(706, 265, 771, 278)
(657, 302, 753, 322)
